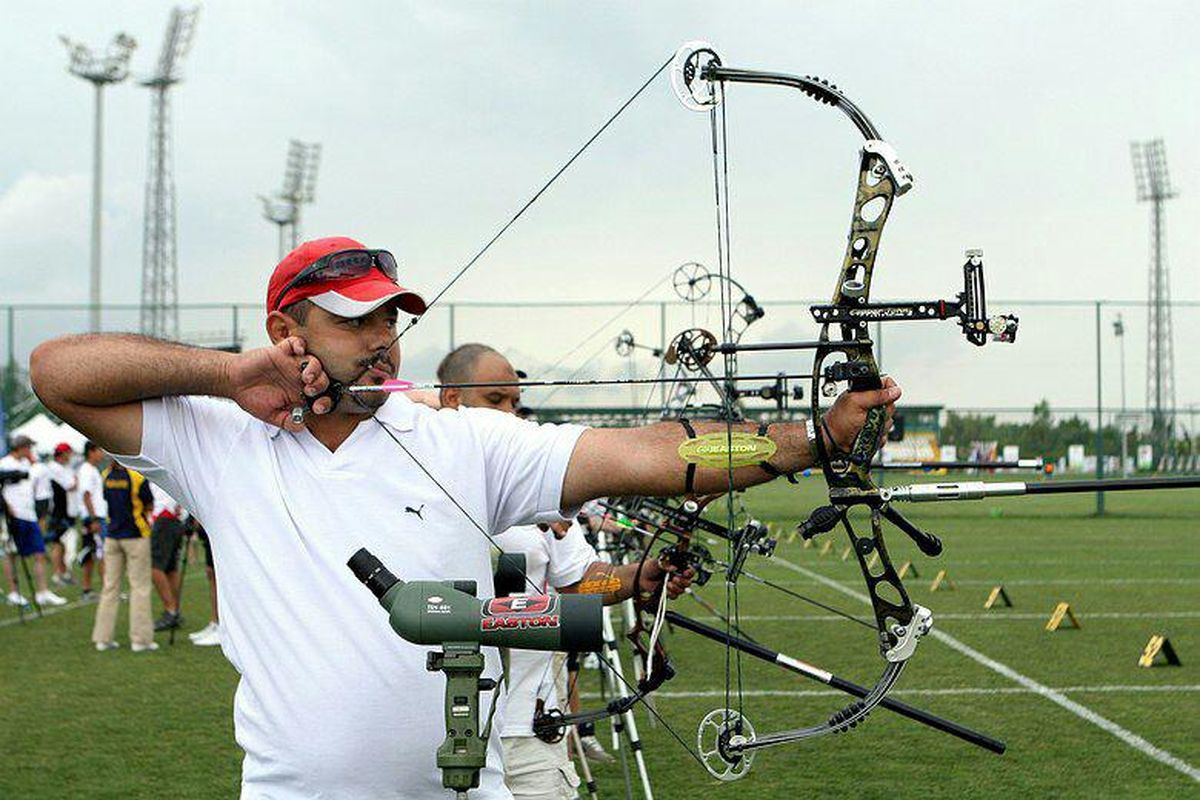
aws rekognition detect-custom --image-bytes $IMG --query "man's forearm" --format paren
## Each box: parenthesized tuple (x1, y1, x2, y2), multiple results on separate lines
(566, 420, 817, 506)
(561, 560, 646, 605)
(31, 334, 235, 409)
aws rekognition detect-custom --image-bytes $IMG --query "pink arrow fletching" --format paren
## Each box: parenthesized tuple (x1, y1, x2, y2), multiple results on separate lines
(376, 379, 416, 392)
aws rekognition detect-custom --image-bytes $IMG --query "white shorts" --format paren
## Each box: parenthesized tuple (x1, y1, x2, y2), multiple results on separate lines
(502, 735, 581, 800)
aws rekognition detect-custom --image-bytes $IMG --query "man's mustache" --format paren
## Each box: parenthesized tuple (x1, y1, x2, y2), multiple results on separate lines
(359, 351, 394, 371)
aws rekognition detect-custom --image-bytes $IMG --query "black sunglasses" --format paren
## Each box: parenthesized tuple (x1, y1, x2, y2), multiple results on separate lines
(273, 249, 400, 311)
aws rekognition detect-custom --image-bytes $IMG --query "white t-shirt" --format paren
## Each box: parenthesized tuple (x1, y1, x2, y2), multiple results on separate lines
(149, 482, 181, 519)
(0, 454, 36, 521)
(112, 394, 585, 800)
(491, 520, 596, 738)
(77, 461, 108, 519)
(48, 461, 81, 517)
(30, 461, 53, 502)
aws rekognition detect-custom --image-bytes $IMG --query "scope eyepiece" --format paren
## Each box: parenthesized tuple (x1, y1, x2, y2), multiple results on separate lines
(347, 548, 400, 600)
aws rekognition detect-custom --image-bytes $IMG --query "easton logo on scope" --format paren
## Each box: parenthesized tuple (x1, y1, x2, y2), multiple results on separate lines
(480, 596, 561, 631)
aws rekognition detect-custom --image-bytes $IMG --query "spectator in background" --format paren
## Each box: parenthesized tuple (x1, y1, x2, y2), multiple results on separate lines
(1, 435, 67, 607)
(149, 483, 185, 631)
(76, 441, 107, 602)
(92, 461, 156, 652)
(186, 520, 221, 647)
(45, 443, 78, 587)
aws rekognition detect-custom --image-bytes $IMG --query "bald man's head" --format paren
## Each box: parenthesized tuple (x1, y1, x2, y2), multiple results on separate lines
(436, 343, 522, 414)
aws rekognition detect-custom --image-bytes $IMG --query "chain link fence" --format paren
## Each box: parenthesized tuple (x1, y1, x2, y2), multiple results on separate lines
(3, 297, 1198, 455)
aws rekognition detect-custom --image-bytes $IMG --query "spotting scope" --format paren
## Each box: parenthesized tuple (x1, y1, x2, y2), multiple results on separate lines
(347, 547, 602, 798)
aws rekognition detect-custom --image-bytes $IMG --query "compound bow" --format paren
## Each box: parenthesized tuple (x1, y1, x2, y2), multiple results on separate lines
(665, 40, 1018, 776)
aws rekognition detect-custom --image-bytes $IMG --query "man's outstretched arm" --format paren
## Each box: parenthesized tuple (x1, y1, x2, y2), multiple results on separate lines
(560, 379, 901, 509)
(30, 334, 331, 455)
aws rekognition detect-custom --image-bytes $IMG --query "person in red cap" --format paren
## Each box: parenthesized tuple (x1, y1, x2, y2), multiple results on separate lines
(29, 237, 898, 799)
(44, 442, 80, 585)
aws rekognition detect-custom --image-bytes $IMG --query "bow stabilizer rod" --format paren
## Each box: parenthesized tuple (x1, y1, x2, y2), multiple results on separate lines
(881, 475, 1200, 503)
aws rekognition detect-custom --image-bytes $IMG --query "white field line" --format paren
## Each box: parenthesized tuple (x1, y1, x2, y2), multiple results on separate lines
(910, 560, 1200, 568)
(0, 598, 92, 629)
(582, 685, 1200, 700)
(0, 568, 208, 631)
(772, 554, 1200, 783)
(687, 611, 1200, 623)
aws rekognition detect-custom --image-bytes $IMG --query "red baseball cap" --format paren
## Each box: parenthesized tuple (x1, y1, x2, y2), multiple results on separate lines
(54, 442, 73, 455)
(267, 236, 427, 319)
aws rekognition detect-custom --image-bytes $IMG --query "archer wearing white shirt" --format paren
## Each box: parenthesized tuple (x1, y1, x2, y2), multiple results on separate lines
(45, 443, 80, 585)
(29, 235, 897, 799)
(75, 441, 109, 599)
(1, 436, 67, 607)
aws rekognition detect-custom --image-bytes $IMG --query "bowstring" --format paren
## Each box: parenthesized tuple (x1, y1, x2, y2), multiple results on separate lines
(706, 77, 747, 733)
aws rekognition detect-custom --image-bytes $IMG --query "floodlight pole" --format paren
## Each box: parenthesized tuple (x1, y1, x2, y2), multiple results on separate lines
(1094, 303, 1104, 515)
(89, 82, 105, 332)
(62, 33, 137, 332)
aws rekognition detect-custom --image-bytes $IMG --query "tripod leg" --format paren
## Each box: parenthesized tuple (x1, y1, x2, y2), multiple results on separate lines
(567, 724, 599, 800)
(600, 603, 653, 800)
(19, 556, 42, 618)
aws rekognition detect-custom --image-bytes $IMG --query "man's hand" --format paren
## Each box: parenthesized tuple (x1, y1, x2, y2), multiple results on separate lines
(225, 337, 333, 431)
(822, 376, 902, 452)
(639, 558, 695, 600)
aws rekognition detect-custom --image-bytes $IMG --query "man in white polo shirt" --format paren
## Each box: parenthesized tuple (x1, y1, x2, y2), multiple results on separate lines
(29, 236, 899, 799)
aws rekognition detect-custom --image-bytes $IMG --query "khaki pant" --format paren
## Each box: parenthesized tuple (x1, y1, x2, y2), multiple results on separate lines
(502, 736, 581, 800)
(91, 536, 154, 647)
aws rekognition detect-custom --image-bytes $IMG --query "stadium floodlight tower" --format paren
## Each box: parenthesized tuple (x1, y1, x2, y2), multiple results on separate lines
(139, 6, 200, 340)
(61, 30, 138, 332)
(1130, 139, 1178, 456)
(260, 140, 321, 260)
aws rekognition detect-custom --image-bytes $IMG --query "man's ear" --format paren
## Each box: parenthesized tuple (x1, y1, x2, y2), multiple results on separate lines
(439, 388, 461, 409)
(265, 310, 299, 344)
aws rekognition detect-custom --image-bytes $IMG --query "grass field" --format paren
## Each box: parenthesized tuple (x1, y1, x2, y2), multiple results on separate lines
(2, 473, 1197, 798)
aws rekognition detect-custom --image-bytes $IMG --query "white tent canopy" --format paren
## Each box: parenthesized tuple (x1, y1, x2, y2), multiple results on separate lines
(10, 413, 87, 457)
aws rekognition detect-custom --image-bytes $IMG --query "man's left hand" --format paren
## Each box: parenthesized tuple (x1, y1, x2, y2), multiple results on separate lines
(639, 558, 695, 599)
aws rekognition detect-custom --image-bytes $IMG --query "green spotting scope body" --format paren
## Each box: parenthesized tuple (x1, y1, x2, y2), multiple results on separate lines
(348, 548, 602, 652)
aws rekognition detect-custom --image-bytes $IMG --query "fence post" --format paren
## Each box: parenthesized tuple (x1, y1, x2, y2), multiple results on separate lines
(1095, 302, 1105, 515)
(659, 302, 667, 407)
(5, 306, 13, 370)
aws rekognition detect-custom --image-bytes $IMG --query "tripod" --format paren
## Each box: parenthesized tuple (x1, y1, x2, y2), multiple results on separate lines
(594, 527, 653, 800)
(169, 524, 194, 646)
(2, 513, 43, 622)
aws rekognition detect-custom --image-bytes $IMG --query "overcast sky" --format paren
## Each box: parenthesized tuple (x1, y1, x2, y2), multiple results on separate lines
(2, 1, 1198, 417)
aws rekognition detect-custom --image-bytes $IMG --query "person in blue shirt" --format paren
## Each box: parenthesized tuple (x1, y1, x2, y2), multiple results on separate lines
(91, 462, 157, 652)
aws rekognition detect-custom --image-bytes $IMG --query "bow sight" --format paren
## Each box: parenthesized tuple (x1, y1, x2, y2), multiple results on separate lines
(810, 250, 1019, 346)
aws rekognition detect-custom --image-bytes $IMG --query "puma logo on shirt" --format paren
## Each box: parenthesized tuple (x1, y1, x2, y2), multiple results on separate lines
(404, 504, 425, 520)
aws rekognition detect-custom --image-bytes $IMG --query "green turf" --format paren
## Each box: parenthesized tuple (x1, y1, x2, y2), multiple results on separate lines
(1, 475, 1197, 798)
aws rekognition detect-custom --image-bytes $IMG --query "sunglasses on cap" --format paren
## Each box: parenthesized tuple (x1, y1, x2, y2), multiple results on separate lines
(272, 249, 400, 312)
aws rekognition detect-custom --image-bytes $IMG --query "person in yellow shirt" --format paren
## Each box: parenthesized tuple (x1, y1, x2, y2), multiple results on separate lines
(91, 460, 157, 652)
